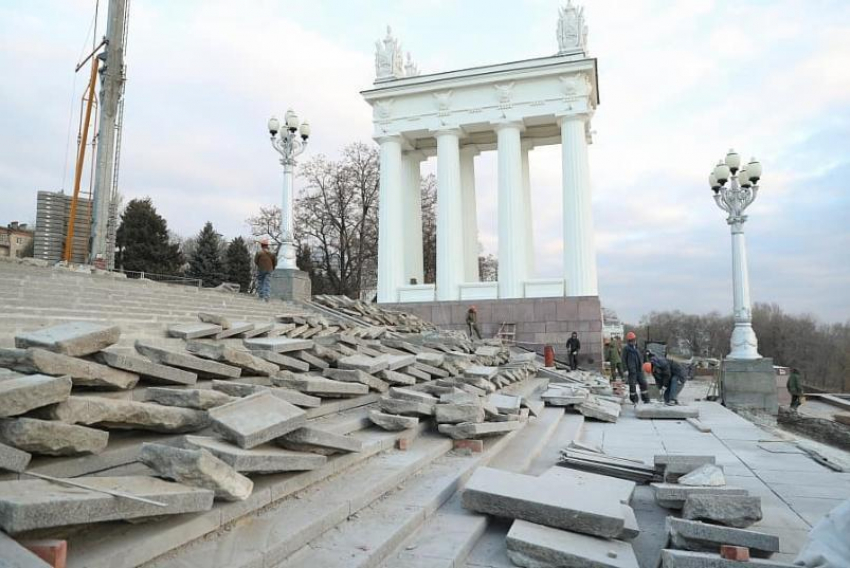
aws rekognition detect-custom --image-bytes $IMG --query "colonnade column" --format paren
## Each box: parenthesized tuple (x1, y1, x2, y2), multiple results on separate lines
(435, 129, 465, 300)
(460, 146, 480, 283)
(376, 135, 405, 303)
(560, 114, 598, 296)
(401, 152, 424, 286)
(496, 122, 527, 298)
(521, 143, 535, 279)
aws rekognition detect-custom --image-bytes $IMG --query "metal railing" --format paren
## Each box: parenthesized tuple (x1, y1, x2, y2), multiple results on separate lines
(112, 268, 202, 288)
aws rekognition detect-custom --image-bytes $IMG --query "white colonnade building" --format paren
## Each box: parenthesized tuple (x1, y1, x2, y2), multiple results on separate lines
(363, 3, 600, 304)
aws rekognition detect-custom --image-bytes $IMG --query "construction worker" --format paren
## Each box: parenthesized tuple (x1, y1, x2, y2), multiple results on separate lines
(466, 306, 481, 340)
(254, 239, 276, 302)
(605, 339, 623, 381)
(623, 332, 650, 404)
(566, 332, 581, 370)
(788, 367, 804, 410)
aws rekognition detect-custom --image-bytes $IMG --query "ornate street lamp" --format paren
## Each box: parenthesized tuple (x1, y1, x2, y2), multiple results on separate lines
(268, 111, 310, 270)
(709, 149, 763, 360)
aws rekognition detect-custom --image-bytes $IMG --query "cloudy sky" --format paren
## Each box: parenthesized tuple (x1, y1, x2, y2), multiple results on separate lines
(1, 0, 848, 323)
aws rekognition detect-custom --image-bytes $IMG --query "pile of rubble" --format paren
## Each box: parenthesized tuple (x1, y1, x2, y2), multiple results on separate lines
(312, 294, 435, 333)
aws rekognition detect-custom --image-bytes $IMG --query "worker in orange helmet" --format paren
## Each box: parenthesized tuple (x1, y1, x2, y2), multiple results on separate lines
(466, 306, 481, 340)
(622, 331, 650, 404)
(254, 238, 277, 302)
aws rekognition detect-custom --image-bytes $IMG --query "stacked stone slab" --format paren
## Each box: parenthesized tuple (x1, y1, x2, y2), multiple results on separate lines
(507, 520, 639, 568)
(183, 435, 326, 474)
(209, 391, 306, 449)
(0, 347, 139, 389)
(140, 443, 253, 501)
(667, 518, 780, 558)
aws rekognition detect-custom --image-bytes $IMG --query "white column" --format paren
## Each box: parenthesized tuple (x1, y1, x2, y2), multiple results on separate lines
(377, 135, 405, 303)
(435, 129, 465, 300)
(401, 152, 424, 285)
(728, 220, 761, 359)
(460, 146, 480, 282)
(560, 115, 598, 296)
(521, 143, 535, 279)
(496, 122, 527, 298)
(276, 161, 298, 270)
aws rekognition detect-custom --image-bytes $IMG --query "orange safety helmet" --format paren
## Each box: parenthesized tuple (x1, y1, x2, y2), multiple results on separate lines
(643, 362, 653, 373)
(626, 331, 637, 341)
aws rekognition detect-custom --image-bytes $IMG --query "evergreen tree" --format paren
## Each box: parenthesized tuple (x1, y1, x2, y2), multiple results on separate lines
(224, 236, 252, 293)
(116, 198, 183, 275)
(187, 222, 224, 287)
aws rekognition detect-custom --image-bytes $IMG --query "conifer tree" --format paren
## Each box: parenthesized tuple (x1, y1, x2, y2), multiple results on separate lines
(116, 198, 183, 275)
(224, 236, 252, 293)
(186, 222, 224, 287)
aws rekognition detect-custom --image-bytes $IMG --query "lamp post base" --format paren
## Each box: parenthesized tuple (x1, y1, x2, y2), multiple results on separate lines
(728, 322, 761, 360)
(721, 357, 778, 415)
(270, 269, 311, 302)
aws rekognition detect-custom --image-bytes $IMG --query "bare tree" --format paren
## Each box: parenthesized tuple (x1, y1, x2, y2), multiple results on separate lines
(421, 174, 437, 284)
(245, 206, 282, 257)
(478, 254, 498, 282)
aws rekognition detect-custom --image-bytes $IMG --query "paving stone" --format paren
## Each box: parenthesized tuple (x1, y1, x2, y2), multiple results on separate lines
(0, 475, 214, 534)
(389, 387, 439, 404)
(338, 354, 389, 374)
(659, 549, 796, 568)
(15, 322, 121, 357)
(241, 323, 275, 338)
(183, 435, 326, 473)
(322, 368, 388, 392)
(656, 455, 716, 475)
(294, 350, 330, 370)
(272, 373, 369, 397)
(440, 391, 480, 405)
(209, 391, 306, 449)
(415, 361, 450, 378)
(135, 341, 241, 379)
(667, 518, 780, 558)
(635, 403, 700, 419)
(210, 380, 321, 408)
(0, 417, 108, 456)
(507, 519, 639, 568)
(682, 494, 763, 528)
(402, 365, 431, 382)
(37, 396, 210, 433)
(243, 337, 314, 353)
(198, 312, 232, 329)
(379, 397, 435, 416)
(619, 503, 640, 539)
(579, 396, 621, 423)
(96, 350, 198, 385)
(522, 399, 545, 418)
(215, 322, 254, 339)
(415, 352, 445, 367)
(185, 341, 278, 375)
(381, 353, 416, 371)
(465, 366, 498, 380)
(541, 385, 589, 406)
(377, 369, 416, 385)
(144, 387, 235, 410)
(436, 403, 485, 424)
(540, 466, 636, 505)
(278, 426, 363, 453)
(679, 464, 726, 487)
(438, 420, 522, 440)
(368, 410, 419, 431)
(462, 467, 625, 538)
(167, 323, 222, 339)
(252, 349, 310, 372)
(488, 393, 522, 414)
(0, 440, 31, 472)
(0, 374, 72, 418)
(0, 347, 139, 390)
(139, 443, 253, 501)
(652, 484, 750, 509)
(475, 346, 502, 357)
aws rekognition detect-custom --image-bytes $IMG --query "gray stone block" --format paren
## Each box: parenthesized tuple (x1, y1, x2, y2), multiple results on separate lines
(183, 435, 326, 473)
(144, 387, 234, 410)
(0, 417, 108, 456)
(436, 403, 485, 424)
(135, 341, 241, 379)
(167, 323, 222, 339)
(462, 467, 625, 538)
(338, 355, 389, 374)
(379, 397, 435, 416)
(679, 464, 726, 487)
(368, 410, 419, 431)
(241, 323, 275, 338)
(579, 396, 621, 423)
(269, 268, 311, 302)
(635, 403, 699, 420)
(243, 337, 314, 353)
(185, 341, 278, 376)
(389, 387, 439, 404)
(139, 443, 253, 501)
(507, 519, 639, 568)
(278, 426, 363, 453)
(439, 420, 523, 439)
(96, 350, 198, 385)
(652, 483, 749, 509)
(488, 393, 522, 414)
(682, 494, 762, 528)
(0, 440, 31, 472)
(294, 350, 330, 370)
(655, 455, 716, 478)
(209, 391, 306, 449)
(377, 369, 416, 385)
(0, 531, 52, 567)
(0, 476, 214, 534)
(540, 466, 636, 505)
(323, 368, 388, 392)
(382, 353, 416, 371)
(0, 374, 72, 418)
(619, 503, 640, 539)
(215, 322, 254, 339)
(667, 518, 780, 558)
(0, 347, 138, 390)
(15, 322, 121, 357)
(272, 374, 368, 397)
(37, 396, 210, 433)
(722, 357, 779, 415)
(660, 549, 796, 567)
(210, 380, 321, 408)
(252, 349, 310, 372)
(198, 312, 232, 329)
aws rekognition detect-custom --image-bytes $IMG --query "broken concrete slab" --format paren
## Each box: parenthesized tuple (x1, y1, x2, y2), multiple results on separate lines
(0, 374, 72, 418)
(579, 396, 621, 423)
(465, 366, 498, 380)
(139, 443, 253, 501)
(135, 341, 241, 379)
(0, 476, 214, 534)
(389, 387, 439, 405)
(506, 519, 639, 568)
(214, 322, 254, 340)
(438, 420, 522, 440)
(655, 455, 716, 480)
(368, 410, 419, 431)
(273, 373, 368, 397)
(167, 323, 222, 340)
(474, 346, 502, 357)
(651, 483, 749, 509)
(682, 494, 762, 528)
(436, 403, 485, 424)
(241, 323, 275, 338)
(379, 397, 435, 416)
(37, 396, 210, 433)
(381, 353, 416, 371)
(338, 354, 389, 374)
(0, 347, 139, 390)
(278, 426, 363, 453)
(183, 435, 326, 473)
(415, 361, 449, 378)
(679, 464, 726, 487)
(211, 380, 321, 408)
(15, 322, 120, 357)
(209, 391, 306, 449)
(541, 385, 589, 406)
(635, 403, 699, 420)
(659, 549, 796, 568)
(377, 369, 416, 386)
(0, 440, 31, 472)
(415, 352, 445, 367)
(488, 393, 522, 414)
(540, 466, 636, 505)
(184, 341, 278, 376)
(0, 417, 108, 456)
(144, 387, 234, 410)
(462, 467, 625, 538)
(252, 350, 310, 372)
(322, 368, 388, 392)
(243, 337, 314, 353)
(667, 518, 780, 558)
(96, 350, 198, 385)
(198, 312, 231, 329)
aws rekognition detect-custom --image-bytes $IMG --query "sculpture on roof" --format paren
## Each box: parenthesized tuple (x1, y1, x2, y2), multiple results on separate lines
(375, 26, 405, 80)
(404, 52, 420, 77)
(557, 1, 588, 54)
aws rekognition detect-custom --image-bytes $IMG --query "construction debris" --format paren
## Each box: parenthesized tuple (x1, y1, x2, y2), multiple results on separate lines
(666, 518, 780, 558)
(559, 448, 658, 483)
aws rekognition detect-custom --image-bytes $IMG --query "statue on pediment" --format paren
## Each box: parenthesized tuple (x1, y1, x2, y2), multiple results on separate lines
(557, 1, 588, 54)
(375, 26, 404, 80)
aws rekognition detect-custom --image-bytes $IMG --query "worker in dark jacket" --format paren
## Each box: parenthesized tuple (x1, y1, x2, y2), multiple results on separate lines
(648, 353, 672, 402)
(623, 332, 649, 404)
(788, 368, 804, 410)
(605, 340, 623, 381)
(466, 306, 481, 340)
(254, 239, 277, 302)
(566, 332, 581, 370)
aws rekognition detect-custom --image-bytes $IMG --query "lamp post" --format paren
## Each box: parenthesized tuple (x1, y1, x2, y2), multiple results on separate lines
(267, 110, 310, 270)
(709, 149, 763, 360)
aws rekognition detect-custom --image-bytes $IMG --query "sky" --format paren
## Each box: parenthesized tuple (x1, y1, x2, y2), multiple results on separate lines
(1, 0, 848, 324)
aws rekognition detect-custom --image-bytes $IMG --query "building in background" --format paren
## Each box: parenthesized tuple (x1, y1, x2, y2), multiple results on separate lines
(0, 222, 34, 258)
(34, 190, 92, 264)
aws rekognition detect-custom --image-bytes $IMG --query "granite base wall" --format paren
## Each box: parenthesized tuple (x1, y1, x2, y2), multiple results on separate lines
(384, 296, 604, 370)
